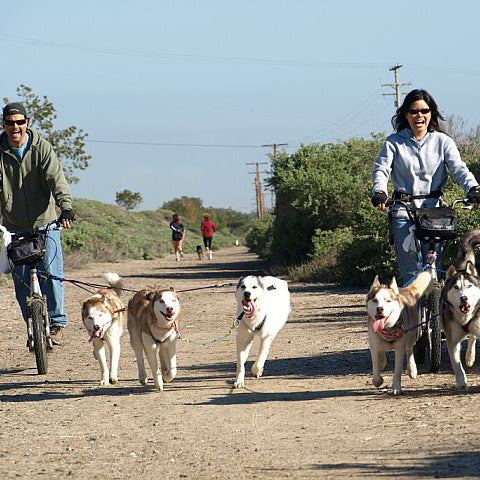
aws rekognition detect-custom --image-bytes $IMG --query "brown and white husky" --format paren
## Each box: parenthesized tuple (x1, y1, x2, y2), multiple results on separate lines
(367, 270, 433, 394)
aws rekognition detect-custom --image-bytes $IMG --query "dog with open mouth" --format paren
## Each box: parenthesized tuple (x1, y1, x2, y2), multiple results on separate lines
(127, 288, 180, 391)
(367, 270, 433, 395)
(233, 275, 290, 388)
(81, 272, 125, 386)
(442, 229, 480, 389)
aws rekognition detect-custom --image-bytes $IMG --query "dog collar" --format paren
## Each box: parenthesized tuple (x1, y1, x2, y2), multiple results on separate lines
(255, 315, 267, 331)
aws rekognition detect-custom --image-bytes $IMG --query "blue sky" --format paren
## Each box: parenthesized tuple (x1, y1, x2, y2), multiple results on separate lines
(2, 1, 480, 213)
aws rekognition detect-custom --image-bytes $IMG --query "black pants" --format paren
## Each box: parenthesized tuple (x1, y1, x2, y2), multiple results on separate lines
(203, 236, 212, 249)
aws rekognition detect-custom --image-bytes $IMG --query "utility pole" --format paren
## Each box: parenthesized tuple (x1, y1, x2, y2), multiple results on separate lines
(261, 143, 288, 211)
(381, 64, 411, 108)
(246, 161, 268, 219)
(262, 143, 288, 162)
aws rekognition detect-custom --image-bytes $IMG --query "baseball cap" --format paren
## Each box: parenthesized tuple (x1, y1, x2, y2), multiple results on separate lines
(3, 102, 28, 119)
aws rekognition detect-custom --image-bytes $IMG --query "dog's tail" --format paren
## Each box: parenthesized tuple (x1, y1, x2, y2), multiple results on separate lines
(103, 272, 124, 297)
(457, 229, 480, 270)
(400, 270, 433, 307)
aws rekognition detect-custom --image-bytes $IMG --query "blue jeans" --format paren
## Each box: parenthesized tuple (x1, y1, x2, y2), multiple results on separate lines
(12, 228, 67, 327)
(391, 212, 443, 285)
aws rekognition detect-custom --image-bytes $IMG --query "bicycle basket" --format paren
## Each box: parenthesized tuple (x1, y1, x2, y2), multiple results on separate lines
(7, 233, 46, 266)
(415, 207, 457, 241)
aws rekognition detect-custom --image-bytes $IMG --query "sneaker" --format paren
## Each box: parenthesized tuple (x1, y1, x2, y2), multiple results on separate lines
(50, 325, 65, 346)
(180, 250, 184, 258)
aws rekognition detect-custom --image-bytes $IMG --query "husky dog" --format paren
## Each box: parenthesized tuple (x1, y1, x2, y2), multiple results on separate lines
(233, 275, 290, 388)
(81, 272, 125, 386)
(442, 229, 480, 389)
(127, 288, 180, 391)
(367, 270, 433, 395)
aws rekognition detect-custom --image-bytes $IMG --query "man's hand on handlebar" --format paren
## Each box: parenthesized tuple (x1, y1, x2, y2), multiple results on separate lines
(371, 191, 388, 212)
(58, 209, 75, 229)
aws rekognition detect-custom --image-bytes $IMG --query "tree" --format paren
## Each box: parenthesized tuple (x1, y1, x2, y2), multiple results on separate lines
(3, 84, 91, 184)
(116, 189, 143, 211)
(162, 196, 204, 222)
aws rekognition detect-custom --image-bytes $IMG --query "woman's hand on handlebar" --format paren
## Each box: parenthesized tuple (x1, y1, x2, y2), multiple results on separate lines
(371, 192, 388, 212)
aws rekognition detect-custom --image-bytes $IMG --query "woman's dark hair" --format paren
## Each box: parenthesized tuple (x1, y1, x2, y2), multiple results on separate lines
(172, 213, 180, 222)
(391, 89, 445, 133)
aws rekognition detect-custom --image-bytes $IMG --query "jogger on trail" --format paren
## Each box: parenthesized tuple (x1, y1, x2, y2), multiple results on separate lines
(170, 213, 185, 261)
(200, 213, 216, 260)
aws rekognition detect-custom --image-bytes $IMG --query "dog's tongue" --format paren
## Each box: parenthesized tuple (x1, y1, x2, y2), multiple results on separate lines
(242, 300, 256, 318)
(88, 329, 103, 344)
(372, 317, 386, 333)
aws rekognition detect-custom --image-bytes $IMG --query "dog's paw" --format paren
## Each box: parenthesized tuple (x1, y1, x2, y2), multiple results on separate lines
(100, 378, 110, 386)
(454, 383, 468, 391)
(391, 388, 403, 396)
(408, 365, 417, 379)
(372, 375, 384, 387)
(162, 369, 177, 383)
(139, 375, 148, 385)
(109, 376, 118, 385)
(233, 378, 244, 389)
(251, 363, 263, 378)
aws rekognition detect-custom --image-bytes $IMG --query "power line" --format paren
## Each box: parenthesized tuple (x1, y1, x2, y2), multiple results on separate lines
(85, 139, 266, 148)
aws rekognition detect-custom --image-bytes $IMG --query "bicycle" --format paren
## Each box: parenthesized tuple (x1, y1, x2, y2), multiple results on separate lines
(386, 196, 472, 373)
(7, 221, 60, 374)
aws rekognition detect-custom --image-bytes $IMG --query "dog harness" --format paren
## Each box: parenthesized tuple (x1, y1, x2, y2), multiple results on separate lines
(376, 318, 404, 342)
(234, 311, 267, 331)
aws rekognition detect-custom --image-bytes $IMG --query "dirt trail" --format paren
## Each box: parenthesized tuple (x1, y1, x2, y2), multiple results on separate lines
(0, 247, 479, 479)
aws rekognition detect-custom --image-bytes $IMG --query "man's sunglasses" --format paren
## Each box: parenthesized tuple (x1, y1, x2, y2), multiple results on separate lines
(4, 118, 27, 126)
(408, 108, 431, 115)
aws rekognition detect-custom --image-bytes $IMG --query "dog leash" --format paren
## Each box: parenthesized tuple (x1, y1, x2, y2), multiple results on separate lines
(41, 272, 236, 295)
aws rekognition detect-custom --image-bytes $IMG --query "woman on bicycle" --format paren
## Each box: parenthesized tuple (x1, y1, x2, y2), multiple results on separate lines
(371, 89, 480, 283)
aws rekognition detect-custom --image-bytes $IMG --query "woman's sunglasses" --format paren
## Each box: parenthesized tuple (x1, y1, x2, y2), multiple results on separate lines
(408, 108, 431, 115)
(4, 118, 27, 126)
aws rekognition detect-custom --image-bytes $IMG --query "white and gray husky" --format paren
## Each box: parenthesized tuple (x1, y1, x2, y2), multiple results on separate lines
(442, 229, 480, 390)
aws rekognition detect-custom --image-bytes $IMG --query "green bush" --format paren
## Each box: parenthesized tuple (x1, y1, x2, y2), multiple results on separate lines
(245, 214, 275, 258)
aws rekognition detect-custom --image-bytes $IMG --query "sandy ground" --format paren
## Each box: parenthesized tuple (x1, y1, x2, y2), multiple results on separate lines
(0, 246, 480, 479)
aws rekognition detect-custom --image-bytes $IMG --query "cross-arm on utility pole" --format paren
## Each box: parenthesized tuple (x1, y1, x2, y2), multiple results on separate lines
(381, 64, 411, 108)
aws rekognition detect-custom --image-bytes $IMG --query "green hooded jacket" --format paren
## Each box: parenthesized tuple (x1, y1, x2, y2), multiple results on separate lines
(0, 128, 72, 232)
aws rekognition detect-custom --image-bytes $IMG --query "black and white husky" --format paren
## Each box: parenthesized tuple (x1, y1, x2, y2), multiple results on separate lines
(442, 229, 480, 390)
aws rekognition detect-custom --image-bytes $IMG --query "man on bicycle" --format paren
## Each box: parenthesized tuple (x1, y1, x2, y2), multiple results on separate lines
(0, 102, 75, 345)
(371, 89, 480, 283)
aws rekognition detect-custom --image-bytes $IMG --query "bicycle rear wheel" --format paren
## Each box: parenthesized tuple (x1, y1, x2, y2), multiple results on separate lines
(28, 297, 48, 375)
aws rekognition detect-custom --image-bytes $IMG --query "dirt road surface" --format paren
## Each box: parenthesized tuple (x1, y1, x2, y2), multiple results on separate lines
(0, 247, 480, 479)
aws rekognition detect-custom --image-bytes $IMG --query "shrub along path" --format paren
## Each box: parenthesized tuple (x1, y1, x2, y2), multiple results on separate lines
(0, 247, 479, 479)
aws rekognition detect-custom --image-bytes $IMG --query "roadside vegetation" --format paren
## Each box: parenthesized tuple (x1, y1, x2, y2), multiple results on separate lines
(62, 198, 252, 269)
(247, 121, 480, 287)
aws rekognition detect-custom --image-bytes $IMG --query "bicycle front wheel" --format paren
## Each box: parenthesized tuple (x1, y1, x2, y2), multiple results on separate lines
(29, 298, 48, 375)
(426, 286, 442, 373)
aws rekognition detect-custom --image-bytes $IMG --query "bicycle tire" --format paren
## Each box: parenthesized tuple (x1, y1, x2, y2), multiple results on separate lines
(29, 298, 48, 375)
(415, 299, 428, 364)
(426, 286, 442, 373)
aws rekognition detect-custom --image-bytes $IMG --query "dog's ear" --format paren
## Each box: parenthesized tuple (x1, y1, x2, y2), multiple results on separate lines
(169, 286, 177, 293)
(368, 275, 380, 293)
(236, 277, 244, 290)
(466, 261, 477, 277)
(389, 277, 399, 295)
(446, 264, 457, 279)
(146, 292, 155, 301)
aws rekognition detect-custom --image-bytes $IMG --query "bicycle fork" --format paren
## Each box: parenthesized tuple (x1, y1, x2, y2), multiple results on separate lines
(28, 266, 53, 350)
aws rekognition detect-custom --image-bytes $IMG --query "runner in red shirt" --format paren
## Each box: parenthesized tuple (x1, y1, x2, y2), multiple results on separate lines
(200, 213, 216, 259)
